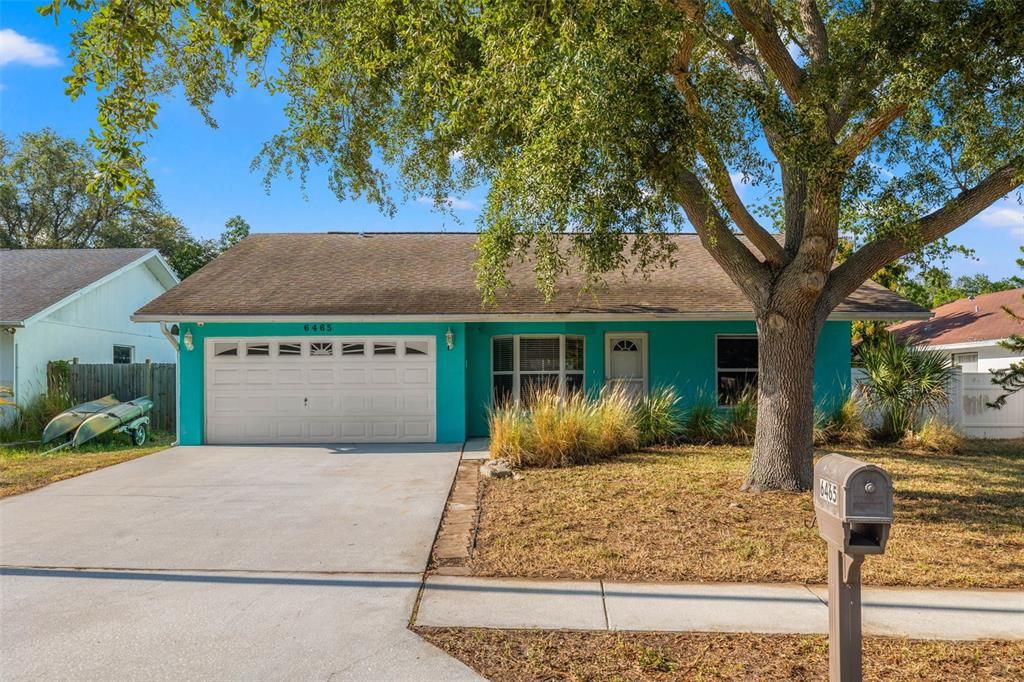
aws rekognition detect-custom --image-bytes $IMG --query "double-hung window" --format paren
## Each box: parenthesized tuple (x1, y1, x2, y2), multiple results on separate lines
(716, 335, 758, 405)
(492, 335, 585, 404)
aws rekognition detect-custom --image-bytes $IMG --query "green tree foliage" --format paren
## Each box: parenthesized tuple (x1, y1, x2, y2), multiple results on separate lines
(0, 128, 249, 278)
(48, 0, 1024, 490)
(988, 288, 1024, 409)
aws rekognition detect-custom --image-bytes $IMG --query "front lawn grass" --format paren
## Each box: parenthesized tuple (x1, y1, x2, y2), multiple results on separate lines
(0, 433, 171, 497)
(469, 440, 1023, 588)
(417, 628, 1024, 681)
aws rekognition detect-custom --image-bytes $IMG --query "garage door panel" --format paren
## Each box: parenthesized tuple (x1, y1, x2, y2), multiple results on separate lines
(371, 368, 400, 384)
(276, 368, 305, 385)
(244, 368, 274, 385)
(205, 336, 436, 444)
(308, 368, 336, 384)
(403, 367, 431, 384)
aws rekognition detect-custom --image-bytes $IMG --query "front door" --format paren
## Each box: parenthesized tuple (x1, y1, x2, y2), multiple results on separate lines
(605, 333, 648, 399)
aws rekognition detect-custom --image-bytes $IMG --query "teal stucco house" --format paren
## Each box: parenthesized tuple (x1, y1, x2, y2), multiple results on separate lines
(133, 233, 927, 445)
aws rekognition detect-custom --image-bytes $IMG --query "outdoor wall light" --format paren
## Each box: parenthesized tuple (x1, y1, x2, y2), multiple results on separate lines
(445, 327, 455, 351)
(183, 329, 194, 352)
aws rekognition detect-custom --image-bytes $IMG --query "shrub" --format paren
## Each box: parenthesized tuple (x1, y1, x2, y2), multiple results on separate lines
(487, 386, 638, 467)
(815, 397, 871, 447)
(681, 396, 723, 444)
(858, 335, 956, 441)
(0, 390, 73, 443)
(723, 388, 757, 445)
(634, 386, 683, 446)
(900, 417, 964, 453)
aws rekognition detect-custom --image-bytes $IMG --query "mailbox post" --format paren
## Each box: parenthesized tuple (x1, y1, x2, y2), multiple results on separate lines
(813, 454, 893, 682)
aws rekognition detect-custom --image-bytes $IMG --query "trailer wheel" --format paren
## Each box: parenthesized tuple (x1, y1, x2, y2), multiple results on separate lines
(131, 424, 147, 446)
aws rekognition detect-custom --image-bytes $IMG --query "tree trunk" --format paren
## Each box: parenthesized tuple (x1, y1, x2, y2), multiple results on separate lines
(743, 308, 824, 492)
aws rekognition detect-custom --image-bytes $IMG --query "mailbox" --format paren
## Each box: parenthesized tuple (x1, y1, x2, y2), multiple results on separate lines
(813, 453, 894, 682)
(814, 453, 893, 555)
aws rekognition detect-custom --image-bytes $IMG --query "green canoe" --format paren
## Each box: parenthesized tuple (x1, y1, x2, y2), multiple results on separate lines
(41, 394, 120, 444)
(72, 398, 154, 447)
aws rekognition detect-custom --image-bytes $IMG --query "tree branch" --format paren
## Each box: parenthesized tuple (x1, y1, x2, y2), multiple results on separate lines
(726, 0, 805, 103)
(670, 52, 787, 266)
(797, 0, 829, 65)
(825, 159, 1023, 308)
(839, 103, 907, 162)
(671, 167, 771, 304)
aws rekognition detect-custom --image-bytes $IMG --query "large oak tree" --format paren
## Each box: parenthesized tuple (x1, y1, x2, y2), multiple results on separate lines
(50, 0, 1023, 490)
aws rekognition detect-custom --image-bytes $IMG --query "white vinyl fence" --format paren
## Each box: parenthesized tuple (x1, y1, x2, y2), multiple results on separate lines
(851, 368, 1024, 439)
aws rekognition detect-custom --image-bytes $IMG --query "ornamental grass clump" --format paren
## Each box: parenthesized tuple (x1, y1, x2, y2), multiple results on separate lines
(633, 386, 683, 446)
(486, 386, 638, 467)
(900, 417, 965, 453)
(724, 388, 758, 445)
(815, 397, 871, 446)
(681, 396, 724, 444)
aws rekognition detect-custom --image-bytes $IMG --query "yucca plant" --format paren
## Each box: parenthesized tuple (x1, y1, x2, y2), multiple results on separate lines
(634, 386, 683, 446)
(857, 335, 956, 441)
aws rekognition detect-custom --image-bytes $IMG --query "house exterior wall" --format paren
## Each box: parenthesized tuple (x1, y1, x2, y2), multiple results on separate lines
(929, 342, 1021, 372)
(176, 319, 852, 445)
(465, 320, 852, 437)
(0, 332, 14, 426)
(12, 263, 176, 406)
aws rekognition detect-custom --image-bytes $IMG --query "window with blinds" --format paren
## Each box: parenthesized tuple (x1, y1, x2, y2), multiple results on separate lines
(492, 335, 585, 404)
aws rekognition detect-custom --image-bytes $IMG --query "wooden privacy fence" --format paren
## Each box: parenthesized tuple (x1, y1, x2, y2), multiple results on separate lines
(48, 360, 176, 433)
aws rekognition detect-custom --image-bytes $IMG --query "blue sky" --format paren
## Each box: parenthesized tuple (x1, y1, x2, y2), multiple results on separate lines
(1, 1, 1021, 279)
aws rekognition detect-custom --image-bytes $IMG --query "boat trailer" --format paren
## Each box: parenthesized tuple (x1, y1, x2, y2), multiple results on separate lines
(42, 394, 154, 453)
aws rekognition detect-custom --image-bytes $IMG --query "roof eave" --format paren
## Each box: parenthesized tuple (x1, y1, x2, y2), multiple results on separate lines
(132, 309, 932, 324)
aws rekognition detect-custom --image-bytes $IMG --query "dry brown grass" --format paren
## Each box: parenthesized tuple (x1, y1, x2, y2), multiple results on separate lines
(0, 436, 170, 497)
(468, 440, 1024, 588)
(417, 628, 1024, 681)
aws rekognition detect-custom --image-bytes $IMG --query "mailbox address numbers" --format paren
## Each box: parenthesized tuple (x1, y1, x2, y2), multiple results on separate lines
(819, 478, 839, 505)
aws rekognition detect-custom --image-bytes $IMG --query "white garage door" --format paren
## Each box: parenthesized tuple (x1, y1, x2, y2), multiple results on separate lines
(204, 336, 436, 444)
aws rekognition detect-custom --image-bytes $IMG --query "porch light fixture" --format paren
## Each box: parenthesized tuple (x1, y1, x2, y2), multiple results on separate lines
(445, 327, 455, 351)
(183, 329, 194, 352)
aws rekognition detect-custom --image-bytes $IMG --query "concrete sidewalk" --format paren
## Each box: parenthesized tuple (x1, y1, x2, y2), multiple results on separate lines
(415, 576, 1024, 641)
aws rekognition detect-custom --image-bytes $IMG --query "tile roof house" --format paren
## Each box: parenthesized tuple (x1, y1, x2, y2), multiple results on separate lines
(133, 232, 928, 445)
(0, 249, 179, 422)
(889, 288, 1024, 373)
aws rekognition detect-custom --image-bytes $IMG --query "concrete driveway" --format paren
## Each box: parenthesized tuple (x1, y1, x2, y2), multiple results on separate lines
(0, 445, 482, 681)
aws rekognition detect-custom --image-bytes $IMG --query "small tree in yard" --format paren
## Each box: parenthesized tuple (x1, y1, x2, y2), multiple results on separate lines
(49, 1, 1023, 490)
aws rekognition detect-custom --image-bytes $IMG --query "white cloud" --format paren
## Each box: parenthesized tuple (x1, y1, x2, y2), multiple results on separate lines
(417, 195, 477, 211)
(0, 29, 60, 68)
(972, 202, 1024, 238)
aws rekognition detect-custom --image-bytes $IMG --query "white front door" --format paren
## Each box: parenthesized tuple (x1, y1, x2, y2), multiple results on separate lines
(204, 336, 436, 444)
(605, 333, 648, 398)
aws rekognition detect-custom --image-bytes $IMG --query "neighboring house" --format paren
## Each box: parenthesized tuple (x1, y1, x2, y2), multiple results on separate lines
(888, 288, 1024, 371)
(0, 249, 179, 420)
(887, 288, 1024, 439)
(133, 233, 927, 445)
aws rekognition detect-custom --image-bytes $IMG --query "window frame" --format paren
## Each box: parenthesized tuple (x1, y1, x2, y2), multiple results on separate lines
(715, 334, 759, 407)
(112, 344, 134, 365)
(951, 351, 979, 372)
(491, 334, 586, 403)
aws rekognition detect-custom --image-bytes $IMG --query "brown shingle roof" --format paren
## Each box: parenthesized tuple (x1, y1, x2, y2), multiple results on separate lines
(889, 288, 1024, 346)
(0, 248, 156, 324)
(135, 233, 927, 319)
